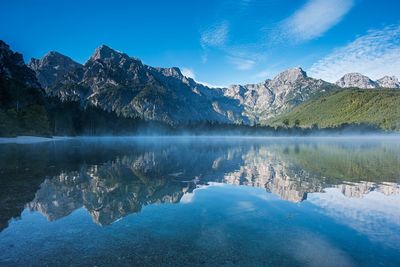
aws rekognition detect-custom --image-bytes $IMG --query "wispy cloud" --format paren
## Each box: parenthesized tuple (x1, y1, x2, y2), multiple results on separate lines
(228, 56, 255, 70)
(200, 21, 260, 70)
(199, 0, 354, 74)
(253, 69, 272, 79)
(275, 0, 354, 43)
(309, 24, 400, 82)
(181, 68, 196, 79)
(200, 22, 229, 48)
(181, 67, 226, 88)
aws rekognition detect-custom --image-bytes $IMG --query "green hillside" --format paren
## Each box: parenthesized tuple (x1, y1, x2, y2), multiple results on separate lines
(267, 89, 400, 131)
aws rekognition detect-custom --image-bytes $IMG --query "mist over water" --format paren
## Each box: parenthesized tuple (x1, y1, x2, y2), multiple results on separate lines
(0, 136, 399, 266)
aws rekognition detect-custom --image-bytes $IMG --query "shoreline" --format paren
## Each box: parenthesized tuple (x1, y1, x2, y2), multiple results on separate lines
(1, 134, 400, 144)
(0, 136, 71, 144)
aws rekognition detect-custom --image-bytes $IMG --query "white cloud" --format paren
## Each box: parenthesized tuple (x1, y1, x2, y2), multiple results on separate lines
(199, 81, 227, 89)
(278, 0, 354, 43)
(309, 24, 400, 82)
(181, 68, 196, 79)
(181, 67, 226, 88)
(200, 22, 229, 48)
(228, 56, 255, 70)
(253, 69, 272, 79)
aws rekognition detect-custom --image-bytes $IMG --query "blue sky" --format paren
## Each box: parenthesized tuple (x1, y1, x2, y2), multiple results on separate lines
(1, 0, 400, 86)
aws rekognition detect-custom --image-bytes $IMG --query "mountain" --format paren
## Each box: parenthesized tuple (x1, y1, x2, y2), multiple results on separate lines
(2, 39, 399, 133)
(223, 67, 339, 123)
(268, 89, 400, 130)
(377, 76, 400, 88)
(336, 73, 377, 89)
(336, 73, 400, 89)
(0, 40, 174, 136)
(0, 41, 40, 89)
(37, 45, 246, 124)
(28, 51, 82, 88)
(0, 40, 50, 136)
(31, 47, 344, 125)
(28, 43, 399, 127)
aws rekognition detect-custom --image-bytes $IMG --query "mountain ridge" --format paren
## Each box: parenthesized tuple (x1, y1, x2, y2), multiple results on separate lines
(27, 44, 400, 125)
(42, 44, 246, 124)
(27, 45, 340, 124)
(1, 39, 399, 132)
(335, 73, 400, 89)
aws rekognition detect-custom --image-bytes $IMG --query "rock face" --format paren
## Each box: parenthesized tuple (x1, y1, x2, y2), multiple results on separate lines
(0, 40, 40, 88)
(336, 73, 400, 89)
(223, 67, 338, 123)
(35, 45, 245, 124)
(336, 73, 378, 89)
(377, 76, 400, 88)
(28, 51, 82, 88)
(0, 40, 48, 120)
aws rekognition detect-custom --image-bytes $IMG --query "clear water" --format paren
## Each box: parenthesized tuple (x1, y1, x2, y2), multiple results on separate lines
(0, 137, 399, 266)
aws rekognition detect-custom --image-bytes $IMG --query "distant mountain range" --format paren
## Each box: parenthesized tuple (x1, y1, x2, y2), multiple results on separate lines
(1, 39, 399, 134)
(28, 45, 245, 124)
(335, 73, 400, 89)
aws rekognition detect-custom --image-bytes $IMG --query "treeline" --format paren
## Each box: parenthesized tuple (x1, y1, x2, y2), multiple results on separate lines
(0, 101, 388, 138)
(0, 78, 49, 136)
(165, 121, 385, 136)
(45, 97, 169, 136)
(0, 96, 168, 137)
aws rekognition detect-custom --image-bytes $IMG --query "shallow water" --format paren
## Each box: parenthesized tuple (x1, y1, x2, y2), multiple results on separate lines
(0, 137, 399, 266)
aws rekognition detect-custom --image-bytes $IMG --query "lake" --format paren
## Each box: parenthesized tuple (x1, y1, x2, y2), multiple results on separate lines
(0, 136, 399, 266)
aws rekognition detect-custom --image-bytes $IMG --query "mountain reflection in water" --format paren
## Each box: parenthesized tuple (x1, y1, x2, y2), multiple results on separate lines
(0, 138, 398, 227)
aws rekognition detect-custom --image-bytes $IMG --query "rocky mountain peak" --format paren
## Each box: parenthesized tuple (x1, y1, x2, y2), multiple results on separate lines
(157, 67, 184, 79)
(45, 51, 63, 58)
(29, 51, 79, 68)
(377, 75, 400, 88)
(223, 66, 337, 123)
(0, 40, 40, 88)
(335, 73, 378, 89)
(0, 40, 10, 51)
(271, 67, 307, 85)
(89, 44, 129, 62)
(28, 50, 81, 88)
(0, 41, 24, 67)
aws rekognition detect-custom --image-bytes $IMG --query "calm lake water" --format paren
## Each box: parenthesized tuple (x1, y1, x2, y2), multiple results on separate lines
(0, 137, 399, 266)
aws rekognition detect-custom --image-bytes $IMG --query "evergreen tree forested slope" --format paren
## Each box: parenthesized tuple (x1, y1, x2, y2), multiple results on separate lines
(267, 89, 400, 131)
